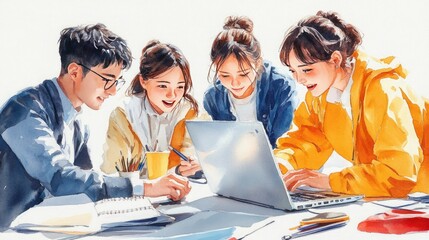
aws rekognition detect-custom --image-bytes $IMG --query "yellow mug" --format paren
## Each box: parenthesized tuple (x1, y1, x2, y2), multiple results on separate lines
(146, 151, 169, 180)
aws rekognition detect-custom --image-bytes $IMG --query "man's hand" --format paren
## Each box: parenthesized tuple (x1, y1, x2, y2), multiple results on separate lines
(144, 174, 191, 201)
(283, 169, 331, 192)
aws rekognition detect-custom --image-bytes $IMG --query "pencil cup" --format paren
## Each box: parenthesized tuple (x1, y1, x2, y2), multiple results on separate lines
(119, 171, 141, 180)
(146, 152, 169, 180)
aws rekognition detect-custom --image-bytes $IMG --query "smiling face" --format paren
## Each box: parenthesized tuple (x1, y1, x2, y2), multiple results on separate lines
(217, 55, 258, 99)
(287, 50, 337, 97)
(73, 63, 123, 110)
(141, 66, 185, 114)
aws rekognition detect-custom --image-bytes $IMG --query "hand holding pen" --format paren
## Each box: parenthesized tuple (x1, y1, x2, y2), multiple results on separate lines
(168, 146, 202, 178)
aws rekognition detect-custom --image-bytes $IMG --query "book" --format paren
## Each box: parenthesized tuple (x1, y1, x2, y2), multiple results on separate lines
(10, 193, 173, 235)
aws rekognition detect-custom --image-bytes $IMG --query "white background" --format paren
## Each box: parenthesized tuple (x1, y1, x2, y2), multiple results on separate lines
(1, 0, 428, 169)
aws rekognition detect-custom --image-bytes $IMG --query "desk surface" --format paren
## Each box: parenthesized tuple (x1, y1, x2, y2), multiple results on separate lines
(2, 182, 429, 240)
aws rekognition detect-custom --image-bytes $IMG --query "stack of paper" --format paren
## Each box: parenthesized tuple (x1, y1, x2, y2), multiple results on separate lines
(281, 212, 349, 239)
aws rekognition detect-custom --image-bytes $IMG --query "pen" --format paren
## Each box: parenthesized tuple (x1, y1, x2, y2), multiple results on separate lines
(281, 221, 348, 239)
(168, 145, 189, 162)
(138, 155, 147, 171)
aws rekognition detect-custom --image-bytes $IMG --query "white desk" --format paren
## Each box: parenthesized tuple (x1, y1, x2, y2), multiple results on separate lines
(147, 183, 429, 240)
(2, 182, 429, 240)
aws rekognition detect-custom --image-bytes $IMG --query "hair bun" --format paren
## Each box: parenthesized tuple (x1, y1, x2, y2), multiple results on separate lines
(142, 39, 160, 53)
(317, 11, 344, 30)
(223, 16, 253, 33)
(316, 10, 362, 53)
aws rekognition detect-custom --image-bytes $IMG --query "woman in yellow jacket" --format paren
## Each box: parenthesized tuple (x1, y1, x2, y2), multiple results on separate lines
(276, 11, 429, 197)
(101, 40, 200, 177)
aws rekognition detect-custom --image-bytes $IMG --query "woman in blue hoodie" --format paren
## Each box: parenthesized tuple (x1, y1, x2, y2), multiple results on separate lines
(203, 16, 298, 148)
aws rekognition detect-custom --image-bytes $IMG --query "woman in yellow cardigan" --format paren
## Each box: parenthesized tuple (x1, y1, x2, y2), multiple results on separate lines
(276, 11, 429, 197)
(101, 40, 201, 177)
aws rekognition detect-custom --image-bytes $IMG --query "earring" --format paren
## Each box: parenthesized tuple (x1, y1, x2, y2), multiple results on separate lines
(335, 64, 339, 69)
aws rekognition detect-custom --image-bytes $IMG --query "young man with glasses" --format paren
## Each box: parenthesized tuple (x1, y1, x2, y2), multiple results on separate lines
(0, 23, 190, 229)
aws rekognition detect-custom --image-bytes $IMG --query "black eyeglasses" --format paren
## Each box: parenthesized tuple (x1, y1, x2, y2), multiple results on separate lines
(77, 63, 125, 90)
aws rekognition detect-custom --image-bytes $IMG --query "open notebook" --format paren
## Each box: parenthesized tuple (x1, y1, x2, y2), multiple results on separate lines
(10, 193, 173, 235)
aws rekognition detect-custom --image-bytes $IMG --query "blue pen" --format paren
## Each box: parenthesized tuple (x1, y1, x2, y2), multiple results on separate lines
(138, 155, 146, 171)
(168, 146, 189, 162)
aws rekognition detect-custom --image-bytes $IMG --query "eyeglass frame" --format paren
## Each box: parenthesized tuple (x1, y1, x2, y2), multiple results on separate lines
(77, 63, 125, 90)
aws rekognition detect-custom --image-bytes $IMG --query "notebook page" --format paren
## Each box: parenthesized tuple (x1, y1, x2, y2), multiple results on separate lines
(10, 193, 99, 234)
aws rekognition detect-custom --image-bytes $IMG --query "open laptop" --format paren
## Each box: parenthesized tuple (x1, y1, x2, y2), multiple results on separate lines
(185, 120, 363, 211)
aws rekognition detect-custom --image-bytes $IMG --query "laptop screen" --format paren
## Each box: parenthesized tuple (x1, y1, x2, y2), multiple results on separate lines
(185, 120, 293, 210)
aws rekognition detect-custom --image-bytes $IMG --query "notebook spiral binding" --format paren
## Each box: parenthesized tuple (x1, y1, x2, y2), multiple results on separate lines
(97, 206, 153, 216)
(95, 196, 155, 217)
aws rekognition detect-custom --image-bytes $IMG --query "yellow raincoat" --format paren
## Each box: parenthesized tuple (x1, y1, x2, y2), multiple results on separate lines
(275, 50, 429, 197)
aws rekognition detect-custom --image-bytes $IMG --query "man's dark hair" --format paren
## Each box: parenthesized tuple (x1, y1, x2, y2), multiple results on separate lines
(58, 23, 132, 75)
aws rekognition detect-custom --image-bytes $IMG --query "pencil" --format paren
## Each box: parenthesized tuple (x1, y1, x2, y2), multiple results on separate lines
(153, 140, 158, 152)
(129, 156, 138, 171)
(125, 156, 129, 172)
(115, 162, 121, 172)
(119, 151, 126, 171)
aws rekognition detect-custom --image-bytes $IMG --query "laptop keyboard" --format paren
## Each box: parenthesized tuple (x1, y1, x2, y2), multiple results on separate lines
(290, 192, 341, 202)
